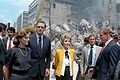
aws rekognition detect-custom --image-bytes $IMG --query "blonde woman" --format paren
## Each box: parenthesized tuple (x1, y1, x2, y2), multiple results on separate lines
(55, 33, 75, 80)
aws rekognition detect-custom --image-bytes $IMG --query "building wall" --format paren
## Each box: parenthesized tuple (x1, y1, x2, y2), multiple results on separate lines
(27, 0, 72, 26)
(28, 0, 38, 25)
(16, 11, 28, 30)
(116, 0, 120, 26)
(42, 1, 71, 25)
(17, 14, 22, 30)
(16, 0, 119, 30)
(101, 0, 117, 26)
(57, 0, 117, 27)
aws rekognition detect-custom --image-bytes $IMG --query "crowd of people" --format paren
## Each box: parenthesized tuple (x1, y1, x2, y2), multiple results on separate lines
(0, 20, 120, 80)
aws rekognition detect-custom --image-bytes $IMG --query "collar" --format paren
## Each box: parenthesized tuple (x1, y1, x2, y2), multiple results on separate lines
(63, 48, 70, 53)
(117, 42, 120, 46)
(8, 37, 14, 40)
(87, 44, 96, 48)
(36, 33, 43, 39)
(105, 38, 113, 47)
(0, 35, 2, 39)
(18, 45, 26, 49)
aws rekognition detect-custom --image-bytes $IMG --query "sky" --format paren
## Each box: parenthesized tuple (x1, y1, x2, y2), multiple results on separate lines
(0, 0, 34, 26)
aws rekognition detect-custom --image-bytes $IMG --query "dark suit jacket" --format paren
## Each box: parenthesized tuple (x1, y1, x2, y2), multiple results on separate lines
(2, 37, 8, 49)
(29, 33, 51, 77)
(113, 60, 120, 80)
(95, 40, 120, 80)
(0, 38, 6, 74)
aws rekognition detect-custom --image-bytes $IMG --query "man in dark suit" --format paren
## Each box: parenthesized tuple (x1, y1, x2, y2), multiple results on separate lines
(0, 23, 7, 80)
(95, 28, 120, 80)
(3, 27, 15, 50)
(29, 20, 51, 80)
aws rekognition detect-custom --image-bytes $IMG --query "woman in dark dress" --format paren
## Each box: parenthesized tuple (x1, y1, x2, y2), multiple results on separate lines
(3, 30, 31, 80)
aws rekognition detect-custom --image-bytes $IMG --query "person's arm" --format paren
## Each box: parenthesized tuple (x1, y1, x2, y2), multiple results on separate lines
(80, 48, 85, 77)
(3, 65, 9, 80)
(55, 49, 59, 70)
(45, 39, 51, 76)
(3, 48, 14, 80)
(75, 46, 83, 64)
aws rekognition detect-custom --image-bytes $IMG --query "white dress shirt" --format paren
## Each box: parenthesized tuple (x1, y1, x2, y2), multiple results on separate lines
(36, 33, 43, 49)
(7, 37, 14, 49)
(105, 38, 113, 47)
(0, 35, 2, 39)
(88, 44, 96, 67)
(61, 48, 73, 76)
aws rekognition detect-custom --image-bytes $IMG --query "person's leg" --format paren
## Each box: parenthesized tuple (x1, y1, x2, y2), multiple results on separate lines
(0, 66, 3, 80)
(76, 65, 81, 80)
(29, 74, 39, 80)
(10, 74, 29, 80)
(64, 66, 72, 80)
(0, 74, 3, 80)
(44, 75, 50, 80)
(56, 76, 61, 80)
(39, 73, 44, 80)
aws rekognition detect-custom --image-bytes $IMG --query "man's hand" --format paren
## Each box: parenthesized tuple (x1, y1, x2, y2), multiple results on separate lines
(81, 72, 85, 77)
(3, 65, 9, 80)
(88, 68, 94, 74)
(45, 68, 50, 77)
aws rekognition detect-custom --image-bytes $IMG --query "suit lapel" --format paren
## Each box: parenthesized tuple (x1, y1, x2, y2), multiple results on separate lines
(5, 37, 8, 49)
(97, 40, 114, 63)
(0, 38, 6, 53)
(4, 37, 8, 49)
(97, 47, 106, 63)
(85, 47, 89, 64)
(96, 46, 100, 61)
(38, 35, 47, 57)
(42, 35, 46, 51)
(70, 49, 73, 61)
(31, 34, 40, 53)
(61, 49, 64, 60)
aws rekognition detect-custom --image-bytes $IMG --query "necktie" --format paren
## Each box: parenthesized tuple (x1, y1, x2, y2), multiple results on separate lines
(39, 36, 41, 49)
(88, 45, 93, 65)
(8, 38, 12, 49)
(65, 51, 69, 59)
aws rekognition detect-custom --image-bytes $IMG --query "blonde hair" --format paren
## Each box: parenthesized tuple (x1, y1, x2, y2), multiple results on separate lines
(60, 33, 71, 46)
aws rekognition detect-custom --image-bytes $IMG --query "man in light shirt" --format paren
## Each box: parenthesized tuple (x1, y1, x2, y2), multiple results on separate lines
(3, 27, 15, 50)
(80, 34, 102, 80)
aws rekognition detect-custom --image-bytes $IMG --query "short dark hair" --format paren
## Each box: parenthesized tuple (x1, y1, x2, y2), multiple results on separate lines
(7, 27, 15, 33)
(0, 23, 7, 32)
(88, 34, 96, 39)
(35, 19, 46, 28)
(84, 37, 89, 44)
(113, 34, 118, 41)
